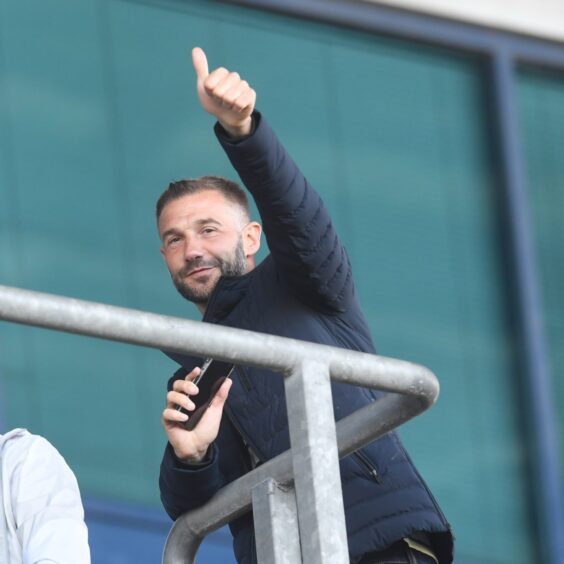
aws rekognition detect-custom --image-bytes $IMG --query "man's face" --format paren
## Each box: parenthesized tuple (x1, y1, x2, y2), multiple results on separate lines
(158, 191, 256, 307)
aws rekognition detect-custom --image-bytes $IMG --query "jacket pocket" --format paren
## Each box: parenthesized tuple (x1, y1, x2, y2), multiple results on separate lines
(352, 450, 382, 484)
(395, 436, 452, 530)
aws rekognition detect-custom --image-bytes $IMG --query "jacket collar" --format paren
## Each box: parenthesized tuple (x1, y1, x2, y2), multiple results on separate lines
(163, 257, 268, 370)
(202, 257, 268, 324)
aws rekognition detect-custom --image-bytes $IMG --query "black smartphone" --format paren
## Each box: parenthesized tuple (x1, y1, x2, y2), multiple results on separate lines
(176, 358, 235, 431)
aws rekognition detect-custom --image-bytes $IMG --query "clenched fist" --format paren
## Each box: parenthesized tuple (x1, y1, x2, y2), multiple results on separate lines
(192, 47, 256, 138)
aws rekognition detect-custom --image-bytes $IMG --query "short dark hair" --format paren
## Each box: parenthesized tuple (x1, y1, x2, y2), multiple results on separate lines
(156, 176, 250, 222)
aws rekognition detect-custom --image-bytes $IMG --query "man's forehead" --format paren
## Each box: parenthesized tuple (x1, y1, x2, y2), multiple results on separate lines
(158, 191, 241, 230)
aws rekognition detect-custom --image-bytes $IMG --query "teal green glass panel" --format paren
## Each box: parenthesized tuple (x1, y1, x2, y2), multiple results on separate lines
(517, 67, 564, 489)
(0, 0, 178, 503)
(0, 0, 535, 561)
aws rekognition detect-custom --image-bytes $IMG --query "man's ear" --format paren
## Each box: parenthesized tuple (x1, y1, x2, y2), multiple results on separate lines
(243, 221, 262, 257)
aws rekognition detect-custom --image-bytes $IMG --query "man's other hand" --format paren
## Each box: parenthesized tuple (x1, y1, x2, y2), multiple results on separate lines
(192, 46, 256, 138)
(162, 366, 232, 463)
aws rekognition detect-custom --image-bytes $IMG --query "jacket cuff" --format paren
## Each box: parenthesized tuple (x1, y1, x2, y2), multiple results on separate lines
(214, 112, 261, 146)
(169, 442, 217, 471)
(160, 442, 222, 518)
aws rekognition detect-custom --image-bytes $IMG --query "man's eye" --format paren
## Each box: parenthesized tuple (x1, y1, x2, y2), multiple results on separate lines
(202, 227, 216, 235)
(167, 237, 181, 246)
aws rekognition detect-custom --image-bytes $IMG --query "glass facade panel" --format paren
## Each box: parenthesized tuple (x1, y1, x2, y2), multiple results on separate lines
(0, 0, 540, 562)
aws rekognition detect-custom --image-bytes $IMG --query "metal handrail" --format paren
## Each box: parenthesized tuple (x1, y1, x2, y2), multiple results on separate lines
(0, 284, 439, 563)
(163, 391, 424, 563)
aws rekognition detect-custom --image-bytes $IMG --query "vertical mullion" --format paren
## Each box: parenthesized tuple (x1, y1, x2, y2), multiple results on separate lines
(491, 48, 564, 564)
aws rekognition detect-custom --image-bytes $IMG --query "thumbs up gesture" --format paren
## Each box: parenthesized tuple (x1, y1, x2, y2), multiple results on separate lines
(192, 47, 256, 138)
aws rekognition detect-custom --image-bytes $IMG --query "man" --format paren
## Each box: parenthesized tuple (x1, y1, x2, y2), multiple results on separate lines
(0, 428, 90, 563)
(159, 47, 454, 564)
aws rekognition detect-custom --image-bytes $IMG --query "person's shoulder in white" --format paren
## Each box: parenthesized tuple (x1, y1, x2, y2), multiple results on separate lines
(0, 428, 91, 564)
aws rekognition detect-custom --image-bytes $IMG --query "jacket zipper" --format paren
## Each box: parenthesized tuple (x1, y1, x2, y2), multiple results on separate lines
(224, 403, 264, 468)
(353, 450, 382, 484)
(250, 529, 258, 564)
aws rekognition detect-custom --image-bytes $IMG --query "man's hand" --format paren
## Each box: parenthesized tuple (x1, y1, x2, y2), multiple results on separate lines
(192, 47, 256, 138)
(162, 366, 232, 463)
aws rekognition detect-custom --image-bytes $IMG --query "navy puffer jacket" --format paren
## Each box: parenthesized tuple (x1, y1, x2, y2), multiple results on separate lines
(159, 113, 454, 563)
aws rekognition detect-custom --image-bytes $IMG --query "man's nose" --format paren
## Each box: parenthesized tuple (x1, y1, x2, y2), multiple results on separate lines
(182, 238, 204, 262)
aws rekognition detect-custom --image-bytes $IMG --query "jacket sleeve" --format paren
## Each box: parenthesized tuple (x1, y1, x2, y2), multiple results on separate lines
(159, 442, 224, 520)
(158, 368, 227, 520)
(216, 112, 355, 314)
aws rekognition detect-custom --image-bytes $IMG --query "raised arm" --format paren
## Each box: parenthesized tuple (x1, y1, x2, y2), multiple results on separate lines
(192, 48, 355, 313)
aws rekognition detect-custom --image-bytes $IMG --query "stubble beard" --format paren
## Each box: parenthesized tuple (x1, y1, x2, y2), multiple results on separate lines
(171, 237, 248, 305)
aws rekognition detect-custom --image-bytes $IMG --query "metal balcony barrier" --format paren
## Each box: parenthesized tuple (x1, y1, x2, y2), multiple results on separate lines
(0, 284, 440, 564)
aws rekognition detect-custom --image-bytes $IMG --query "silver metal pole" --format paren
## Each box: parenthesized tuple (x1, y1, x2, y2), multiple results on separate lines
(285, 360, 348, 563)
(0, 285, 439, 398)
(252, 479, 301, 564)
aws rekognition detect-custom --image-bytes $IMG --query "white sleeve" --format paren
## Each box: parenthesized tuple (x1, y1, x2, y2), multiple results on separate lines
(10, 435, 90, 564)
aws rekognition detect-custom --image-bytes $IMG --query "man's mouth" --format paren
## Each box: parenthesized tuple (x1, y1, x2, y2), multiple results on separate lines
(185, 266, 214, 277)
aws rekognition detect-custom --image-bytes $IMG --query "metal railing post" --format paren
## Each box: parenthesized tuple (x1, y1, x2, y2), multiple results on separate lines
(284, 359, 348, 563)
(252, 479, 301, 563)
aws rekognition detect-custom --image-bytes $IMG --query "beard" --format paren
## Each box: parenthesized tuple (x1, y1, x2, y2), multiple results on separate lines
(171, 236, 247, 305)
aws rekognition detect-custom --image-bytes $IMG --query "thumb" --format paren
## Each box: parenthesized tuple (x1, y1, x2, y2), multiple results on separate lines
(210, 377, 232, 409)
(201, 378, 232, 427)
(192, 47, 209, 81)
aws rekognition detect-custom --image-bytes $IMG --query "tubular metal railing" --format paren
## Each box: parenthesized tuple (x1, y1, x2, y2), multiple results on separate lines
(0, 284, 439, 564)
